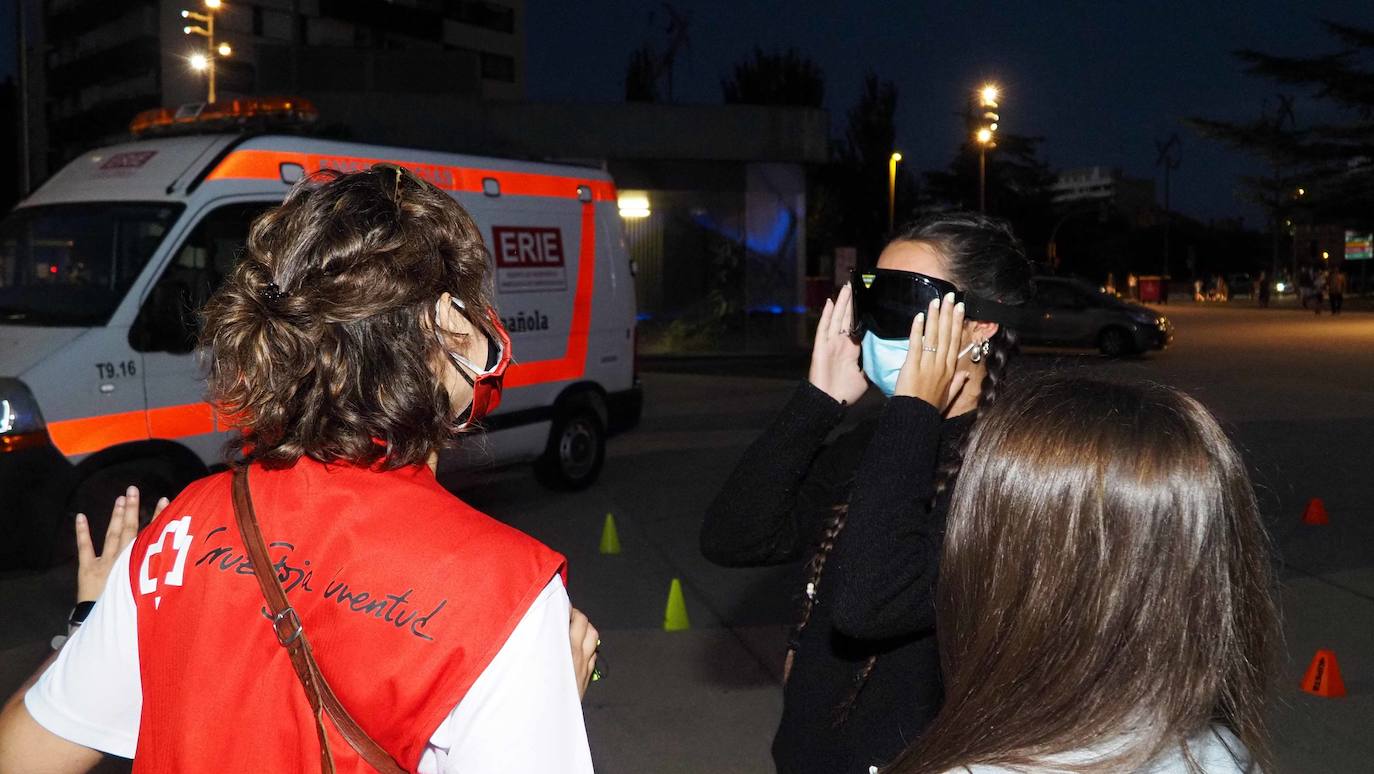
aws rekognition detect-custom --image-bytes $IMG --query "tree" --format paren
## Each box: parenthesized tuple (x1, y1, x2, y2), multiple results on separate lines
(1191, 20, 1374, 232)
(625, 45, 659, 102)
(832, 73, 912, 261)
(720, 48, 824, 107)
(623, 3, 693, 104)
(920, 120, 1057, 258)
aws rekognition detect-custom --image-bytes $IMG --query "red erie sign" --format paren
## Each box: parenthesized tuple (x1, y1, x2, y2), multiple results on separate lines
(99, 151, 158, 170)
(492, 227, 565, 268)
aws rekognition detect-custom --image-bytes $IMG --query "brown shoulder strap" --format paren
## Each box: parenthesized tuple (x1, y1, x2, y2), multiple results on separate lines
(232, 468, 408, 774)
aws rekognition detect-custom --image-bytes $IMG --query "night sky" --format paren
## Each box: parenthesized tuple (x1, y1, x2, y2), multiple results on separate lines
(526, 0, 1364, 226)
(4, 1, 1368, 225)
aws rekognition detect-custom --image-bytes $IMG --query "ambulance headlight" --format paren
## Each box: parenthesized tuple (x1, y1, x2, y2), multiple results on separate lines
(0, 378, 48, 453)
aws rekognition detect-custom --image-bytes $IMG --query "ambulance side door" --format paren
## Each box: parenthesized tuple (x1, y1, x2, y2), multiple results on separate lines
(129, 200, 275, 464)
(456, 190, 584, 461)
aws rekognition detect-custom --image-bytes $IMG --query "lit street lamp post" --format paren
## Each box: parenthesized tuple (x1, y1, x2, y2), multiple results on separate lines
(182, 0, 230, 103)
(888, 151, 902, 232)
(975, 84, 999, 214)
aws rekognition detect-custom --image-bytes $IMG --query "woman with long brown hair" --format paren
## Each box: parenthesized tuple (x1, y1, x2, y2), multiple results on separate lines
(886, 374, 1279, 773)
(702, 213, 1033, 773)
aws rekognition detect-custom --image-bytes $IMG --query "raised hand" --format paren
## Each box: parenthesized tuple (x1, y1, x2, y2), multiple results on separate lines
(807, 283, 868, 405)
(569, 606, 600, 700)
(75, 487, 168, 604)
(894, 294, 971, 411)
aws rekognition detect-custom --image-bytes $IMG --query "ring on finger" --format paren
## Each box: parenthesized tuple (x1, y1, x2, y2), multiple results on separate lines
(922, 345, 938, 353)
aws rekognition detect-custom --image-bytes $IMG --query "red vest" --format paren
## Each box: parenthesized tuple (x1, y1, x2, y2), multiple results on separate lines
(127, 459, 566, 772)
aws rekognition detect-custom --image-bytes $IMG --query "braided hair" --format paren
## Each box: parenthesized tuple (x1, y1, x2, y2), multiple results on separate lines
(788, 212, 1033, 720)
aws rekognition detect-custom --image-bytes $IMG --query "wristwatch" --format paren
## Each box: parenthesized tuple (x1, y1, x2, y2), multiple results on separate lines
(53, 601, 97, 651)
(68, 600, 97, 629)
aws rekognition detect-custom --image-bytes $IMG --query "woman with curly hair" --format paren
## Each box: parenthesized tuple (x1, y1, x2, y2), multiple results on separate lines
(0, 166, 597, 773)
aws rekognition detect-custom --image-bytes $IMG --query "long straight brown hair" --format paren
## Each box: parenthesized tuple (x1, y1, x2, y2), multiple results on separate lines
(888, 375, 1278, 773)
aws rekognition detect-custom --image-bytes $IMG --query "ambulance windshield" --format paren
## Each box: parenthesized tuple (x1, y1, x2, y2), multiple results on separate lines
(0, 202, 183, 326)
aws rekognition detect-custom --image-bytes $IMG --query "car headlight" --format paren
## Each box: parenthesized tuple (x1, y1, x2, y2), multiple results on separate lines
(0, 378, 48, 453)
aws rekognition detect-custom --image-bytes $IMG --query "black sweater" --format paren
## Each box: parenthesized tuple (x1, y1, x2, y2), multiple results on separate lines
(701, 382, 972, 774)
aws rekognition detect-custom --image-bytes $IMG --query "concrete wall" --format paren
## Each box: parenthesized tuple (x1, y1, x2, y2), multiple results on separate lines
(304, 93, 830, 165)
(254, 46, 483, 98)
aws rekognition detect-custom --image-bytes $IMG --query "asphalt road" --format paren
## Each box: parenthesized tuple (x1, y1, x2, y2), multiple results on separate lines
(2, 301, 1371, 772)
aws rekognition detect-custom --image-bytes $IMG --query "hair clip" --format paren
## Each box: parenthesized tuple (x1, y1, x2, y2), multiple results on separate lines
(262, 282, 289, 303)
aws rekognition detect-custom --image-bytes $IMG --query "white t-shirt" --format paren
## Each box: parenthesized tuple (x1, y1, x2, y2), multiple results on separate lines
(947, 725, 1252, 773)
(25, 543, 594, 773)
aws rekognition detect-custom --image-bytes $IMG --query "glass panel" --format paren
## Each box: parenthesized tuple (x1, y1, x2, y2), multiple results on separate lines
(132, 202, 272, 353)
(0, 202, 183, 326)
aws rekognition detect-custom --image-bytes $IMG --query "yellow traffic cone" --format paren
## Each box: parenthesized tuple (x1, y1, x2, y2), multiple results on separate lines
(599, 513, 621, 555)
(663, 578, 691, 631)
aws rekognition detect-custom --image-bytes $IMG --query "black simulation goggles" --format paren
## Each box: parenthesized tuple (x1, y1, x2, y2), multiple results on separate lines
(850, 269, 1025, 340)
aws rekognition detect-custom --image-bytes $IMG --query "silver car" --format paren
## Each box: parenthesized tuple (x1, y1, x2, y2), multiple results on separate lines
(1019, 277, 1174, 356)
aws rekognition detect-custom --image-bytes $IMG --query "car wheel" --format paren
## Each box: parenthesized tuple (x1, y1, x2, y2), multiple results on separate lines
(54, 458, 188, 565)
(1098, 327, 1134, 358)
(535, 406, 606, 491)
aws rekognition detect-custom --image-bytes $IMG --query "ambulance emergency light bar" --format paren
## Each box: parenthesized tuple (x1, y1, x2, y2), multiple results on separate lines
(130, 96, 318, 138)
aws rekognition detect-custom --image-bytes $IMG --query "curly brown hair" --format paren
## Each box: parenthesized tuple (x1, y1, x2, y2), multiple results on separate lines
(199, 164, 498, 470)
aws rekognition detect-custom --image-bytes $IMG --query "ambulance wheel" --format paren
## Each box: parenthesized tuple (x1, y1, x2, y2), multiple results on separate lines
(536, 407, 605, 491)
(55, 458, 188, 565)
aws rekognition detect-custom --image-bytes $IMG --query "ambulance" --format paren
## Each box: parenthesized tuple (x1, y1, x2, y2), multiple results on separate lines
(0, 98, 641, 567)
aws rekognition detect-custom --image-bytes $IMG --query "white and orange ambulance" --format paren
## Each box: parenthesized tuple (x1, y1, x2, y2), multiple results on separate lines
(0, 100, 641, 566)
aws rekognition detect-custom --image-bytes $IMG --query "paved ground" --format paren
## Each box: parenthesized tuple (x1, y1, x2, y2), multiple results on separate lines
(2, 300, 1371, 772)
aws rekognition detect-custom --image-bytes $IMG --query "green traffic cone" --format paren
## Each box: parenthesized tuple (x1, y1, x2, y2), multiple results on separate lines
(663, 578, 690, 631)
(599, 513, 622, 555)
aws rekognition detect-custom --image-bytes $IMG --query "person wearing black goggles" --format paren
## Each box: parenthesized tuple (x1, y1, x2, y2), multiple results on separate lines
(703, 214, 1033, 774)
(849, 269, 1024, 341)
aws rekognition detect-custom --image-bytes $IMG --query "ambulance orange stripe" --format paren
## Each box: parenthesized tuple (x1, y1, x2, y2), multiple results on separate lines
(212, 148, 605, 391)
(148, 402, 216, 439)
(47, 410, 149, 457)
(206, 149, 618, 201)
(504, 202, 596, 389)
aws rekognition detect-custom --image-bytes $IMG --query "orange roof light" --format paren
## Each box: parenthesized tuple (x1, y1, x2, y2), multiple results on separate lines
(130, 96, 319, 137)
(130, 107, 176, 135)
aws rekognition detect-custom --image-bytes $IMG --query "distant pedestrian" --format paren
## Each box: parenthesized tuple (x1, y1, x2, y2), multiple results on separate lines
(1314, 269, 1328, 315)
(1330, 269, 1347, 315)
(1126, 272, 1138, 300)
(702, 212, 1033, 774)
(1193, 278, 1205, 302)
(1257, 271, 1271, 308)
(883, 375, 1278, 774)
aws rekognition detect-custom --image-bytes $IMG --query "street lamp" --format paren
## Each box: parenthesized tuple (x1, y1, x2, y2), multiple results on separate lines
(975, 83, 1000, 213)
(888, 151, 902, 232)
(182, 0, 230, 102)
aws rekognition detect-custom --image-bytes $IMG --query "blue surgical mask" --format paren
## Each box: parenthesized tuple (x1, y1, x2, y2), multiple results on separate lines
(861, 332, 908, 397)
